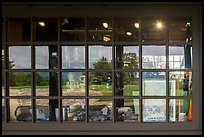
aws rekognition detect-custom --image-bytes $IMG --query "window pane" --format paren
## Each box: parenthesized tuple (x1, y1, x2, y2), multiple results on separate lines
(142, 45, 166, 69)
(141, 18, 166, 42)
(169, 71, 192, 96)
(169, 99, 192, 122)
(36, 99, 58, 122)
(89, 72, 112, 96)
(9, 72, 31, 96)
(142, 72, 166, 96)
(62, 72, 85, 96)
(115, 45, 139, 69)
(88, 17, 112, 42)
(2, 18, 4, 42)
(9, 99, 32, 122)
(143, 99, 166, 122)
(89, 99, 112, 122)
(115, 72, 139, 96)
(9, 46, 31, 69)
(169, 45, 192, 69)
(35, 72, 50, 96)
(116, 99, 139, 122)
(35, 45, 58, 69)
(114, 17, 139, 42)
(62, 46, 85, 69)
(7, 18, 31, 42)
(89, 45, 112, 69)
(169, 18, 192, 43)
(62, 99, 86, 122)
(2, 99, 5, 122)
(61, 17, 85, 41)
(34, 18, 58, 41)
(2, 45, 4, 96)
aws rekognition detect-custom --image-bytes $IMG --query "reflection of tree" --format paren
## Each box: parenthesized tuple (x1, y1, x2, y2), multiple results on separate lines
(92, 57, 112, 85)
(123, 52, 139, 69)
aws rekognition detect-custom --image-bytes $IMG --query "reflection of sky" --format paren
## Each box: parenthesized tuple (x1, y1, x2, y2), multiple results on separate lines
(9, 46, 31, 69)
(124, 46, 139, 54)
(35, 46, 49, 69)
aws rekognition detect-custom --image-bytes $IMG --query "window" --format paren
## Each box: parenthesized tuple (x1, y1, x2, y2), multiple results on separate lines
(2, 3, 202, 135)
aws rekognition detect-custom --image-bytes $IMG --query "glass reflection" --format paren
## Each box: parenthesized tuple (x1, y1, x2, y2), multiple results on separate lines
(143, 99, 166, 122)
(35, 45, 58, 69)
(36, 99, 58, 122)
(142, 72, 166, 96)
(115, 72, 139, 96)
(142, 45, 166, 69)
(89, 72, 112, 96)
(89, 45, 112, 69)
(9, 46, 31, 69)
(2, 18, 4, 42)
(2, 46, 4, 96)
(169, 18, 192, 42)
(169, 45, 192, 69)
(141, 19, 165, 42)
(9, 72, 31, 96)
(114, 17, 139, 42)
(34, 18, 58, 41)
(9, 99, 32, 122)
(62, 46, 85, 69)
(35, 72, 50, 96)
(115, 45, 139, 69)
(169, 71, 192, 96)
(7, 18, 31, 42)
(2, 99, 5, 121)
(62, 72, 85, 96)
(89, 99, 112, 122)
(88, 17, 112, 42)
(116, 99, 139, 122)
(61, 17, 85, 41)
(169, 99, 192, 122)
(62, 99, 86, 122)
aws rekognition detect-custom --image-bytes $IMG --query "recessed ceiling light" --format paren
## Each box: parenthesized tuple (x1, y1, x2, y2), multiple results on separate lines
(39, 22, 45, 27)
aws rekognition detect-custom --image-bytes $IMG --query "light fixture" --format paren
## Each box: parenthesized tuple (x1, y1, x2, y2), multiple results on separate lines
(126, 32, 132, 36)
(186, 22, 191, 27)
(103, 22, 108, 28)
(134, 23, 139, 28)
(62, 18, 69, 25)
(156, 22, 163, 29)
(38, 22, 45, 27)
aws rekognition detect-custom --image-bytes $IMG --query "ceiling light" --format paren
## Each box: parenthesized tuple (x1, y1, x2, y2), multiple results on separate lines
(39, 22, 45, 27)
(126, 32, 132, 36)
(186, 22, 191, 27)
(156, 22, 163, 29)
(134, 23, 139, 28)
(103, 22, 108, 28)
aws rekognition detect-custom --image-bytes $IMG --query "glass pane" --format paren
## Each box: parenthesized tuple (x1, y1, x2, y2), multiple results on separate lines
(35, 45, 58, 69)
(115, 72, 139, 96)
(7, 18, 31, 42)
(169, 45, 192, 69)
(169, 71, 192, 96)
(9, 99, 32, 122)
(142, 45, 166, 69)
(2, 18, 4, 42)
(62, 99, 86, 122)
(62, 46, 85, 69)
(36, 99, 58, 122)
(116, 99, 139, 122)
(35, 72, 50, 96)
(89, 99, 112, 122)
(62, 72, 85, 96)
(88, 17, 112, 42)
(89, 72, 112, 96)
(142, 72, 166, 96)
(9, 72, 31, 96)
(141, 18, 166, 42)
(9, 46, 31, 69)
(2, 99, 5, 122)
(61, 17, 85, 41)
(114, 17, 139, 42)
(115, 45, 139, 69)
(169, 18, 192, 42)
(143, 99, 166, 122)
(89, 45, 112, 69)
(34, 18, 58, 41)
(169, 99, 192, 122)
